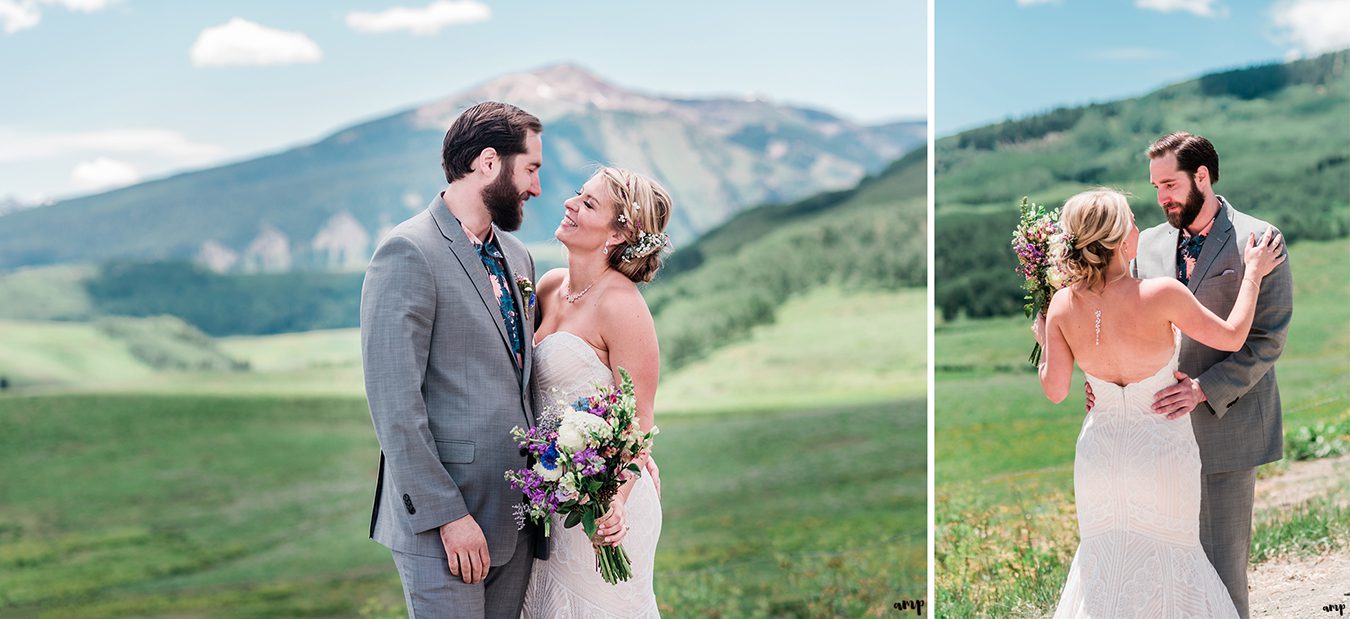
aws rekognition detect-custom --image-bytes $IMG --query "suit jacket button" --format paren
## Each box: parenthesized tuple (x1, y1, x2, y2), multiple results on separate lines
(403, 493, 416, 514)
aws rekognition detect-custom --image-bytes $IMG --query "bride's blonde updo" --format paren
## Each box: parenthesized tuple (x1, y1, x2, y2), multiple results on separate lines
(1052, 188, 1133, 291)
(594, 167, 674, 284)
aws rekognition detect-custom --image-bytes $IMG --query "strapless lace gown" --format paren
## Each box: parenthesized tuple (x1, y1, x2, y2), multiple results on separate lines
(1053, 331, 1238, 618)
(521, 332, 662, 618)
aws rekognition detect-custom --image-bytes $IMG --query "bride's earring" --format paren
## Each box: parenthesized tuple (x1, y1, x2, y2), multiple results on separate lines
(602, 246, 609, 256)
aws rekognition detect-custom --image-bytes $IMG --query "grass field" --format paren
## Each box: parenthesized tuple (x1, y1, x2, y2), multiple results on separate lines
(0, 394, 924, 618)
(934, 237, 1350, 616)
(0, 286, 925, 616)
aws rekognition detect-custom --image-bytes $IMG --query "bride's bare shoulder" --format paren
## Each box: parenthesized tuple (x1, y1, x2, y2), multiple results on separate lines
(537, 268, 567, 295)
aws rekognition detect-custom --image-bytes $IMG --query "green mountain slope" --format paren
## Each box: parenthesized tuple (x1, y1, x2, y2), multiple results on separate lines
(650, 148, 927, 368)
(936, 50, 1349, 320)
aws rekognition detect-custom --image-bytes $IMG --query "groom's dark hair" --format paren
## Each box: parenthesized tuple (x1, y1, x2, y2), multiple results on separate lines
(442, 101, 542, 183)
(1147, 131, 1220, 185)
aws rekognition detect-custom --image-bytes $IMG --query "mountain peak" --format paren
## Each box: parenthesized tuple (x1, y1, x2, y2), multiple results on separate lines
(412, 62, 671, 128)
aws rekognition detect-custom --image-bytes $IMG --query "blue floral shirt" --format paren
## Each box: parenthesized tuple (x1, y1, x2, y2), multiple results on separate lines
(462, 223, 525, 369)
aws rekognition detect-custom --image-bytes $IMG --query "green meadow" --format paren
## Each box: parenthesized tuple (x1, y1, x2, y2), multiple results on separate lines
(934, 237, 1350, 616)
(0, 285, 925, 617)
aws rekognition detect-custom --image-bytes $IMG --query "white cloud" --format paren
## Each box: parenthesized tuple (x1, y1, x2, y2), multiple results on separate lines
(1135, 0, 1224, 17)
(70, 157, 139, 191)
(0, 0, 109, 35)
(1016, 0, 1061, 5)
(346, 0, 490, 35)
(1092, 47, 1169, 60)
(190, 18, 322, 67)
(0, 127, 224, 163)
(42, 0, 109, 12)
(0, 1, 42, 33)
(1271, 0, 1350, 58)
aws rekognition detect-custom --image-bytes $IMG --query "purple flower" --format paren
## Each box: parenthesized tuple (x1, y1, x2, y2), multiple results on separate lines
(572, 447, 607, 476)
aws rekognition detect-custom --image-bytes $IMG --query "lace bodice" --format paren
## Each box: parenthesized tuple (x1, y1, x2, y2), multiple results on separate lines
(532, 332, 615, 410)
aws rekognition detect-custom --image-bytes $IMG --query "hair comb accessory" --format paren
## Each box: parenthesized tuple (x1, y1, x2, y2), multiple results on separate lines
(619, 231, 671, 262)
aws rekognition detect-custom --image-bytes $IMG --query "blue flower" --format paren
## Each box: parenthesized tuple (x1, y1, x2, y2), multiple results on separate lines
(540, 443, 559, 470)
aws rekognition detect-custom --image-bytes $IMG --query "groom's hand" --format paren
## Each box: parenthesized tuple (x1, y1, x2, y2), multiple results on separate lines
(1084, 381, 1094, 413)
(439, 515, 490, 584)
(643, 454, 661, 498)
(1152, 371, 1207, 420)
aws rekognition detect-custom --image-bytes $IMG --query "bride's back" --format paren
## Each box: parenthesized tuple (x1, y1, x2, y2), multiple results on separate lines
(1051, 278, 1176, 386)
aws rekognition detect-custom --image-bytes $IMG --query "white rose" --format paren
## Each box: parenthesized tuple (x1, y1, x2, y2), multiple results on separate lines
(556, 419, 586, 451)
(1046, 266, 1066, 289)
(557, 409, 612, 451)
(533, 461, 562, 482)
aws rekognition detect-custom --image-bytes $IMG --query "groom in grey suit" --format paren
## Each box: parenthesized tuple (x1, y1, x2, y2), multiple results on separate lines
(1132, 132, 1293, 618)
(362, 101, 545, 618)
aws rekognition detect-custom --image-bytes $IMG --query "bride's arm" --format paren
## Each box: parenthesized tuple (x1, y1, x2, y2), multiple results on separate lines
(1035, 290, 1074, 404)
(1156, 228, 1285, 352)
(599, 285, 660, 505)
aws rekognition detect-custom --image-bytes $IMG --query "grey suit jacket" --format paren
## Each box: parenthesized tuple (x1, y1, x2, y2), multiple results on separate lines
(361, 194, 539, 562)
(1132, 196, 1293, 474)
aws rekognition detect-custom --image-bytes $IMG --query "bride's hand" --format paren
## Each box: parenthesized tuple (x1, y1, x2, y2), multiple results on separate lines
(595, 498, 628, 547)
(1242, 226, 1286, 282)
(1032, 312, 1047, 347)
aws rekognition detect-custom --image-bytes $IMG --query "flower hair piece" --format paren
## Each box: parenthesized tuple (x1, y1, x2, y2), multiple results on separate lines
(620, 230, 671, 262)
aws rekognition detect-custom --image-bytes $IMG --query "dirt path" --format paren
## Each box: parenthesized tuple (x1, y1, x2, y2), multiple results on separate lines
(1248, 454, 1350, 618)
(1254, 453, 1350, 511)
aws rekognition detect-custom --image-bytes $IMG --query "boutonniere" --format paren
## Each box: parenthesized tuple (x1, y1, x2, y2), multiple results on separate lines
(515, 275, 537, 321)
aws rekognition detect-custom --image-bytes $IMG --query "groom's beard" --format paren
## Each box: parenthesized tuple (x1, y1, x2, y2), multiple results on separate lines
(1164, 180, 1205, 229)
(482, 167, 526, 232)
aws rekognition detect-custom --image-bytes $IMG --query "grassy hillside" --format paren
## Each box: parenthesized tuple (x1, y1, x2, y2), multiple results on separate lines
(935, 50, 1349, 320)
(656, 287, 926, 413)
(651, 148, 927, 369)
(0, 264, 96, 321)
(0, 284, 923, 414)
(0, 320, 158, 390)
(934, 237, 1350, 615)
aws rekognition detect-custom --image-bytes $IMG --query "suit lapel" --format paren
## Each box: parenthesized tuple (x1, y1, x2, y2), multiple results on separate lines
(1187, 204, 1233, 293)
(428, 197, 515, 361)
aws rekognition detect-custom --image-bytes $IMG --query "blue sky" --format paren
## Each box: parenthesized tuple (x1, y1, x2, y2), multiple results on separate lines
(0, 1, 926, 202)
(937, 0, 1350, 136)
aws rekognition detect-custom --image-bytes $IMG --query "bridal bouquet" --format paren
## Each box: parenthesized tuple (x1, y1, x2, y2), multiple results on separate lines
(1011, 197, 1068, 365)
(504, 368, 658, 584)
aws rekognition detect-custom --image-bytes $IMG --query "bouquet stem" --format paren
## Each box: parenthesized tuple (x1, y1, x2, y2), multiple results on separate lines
(594, 543, 633, 584)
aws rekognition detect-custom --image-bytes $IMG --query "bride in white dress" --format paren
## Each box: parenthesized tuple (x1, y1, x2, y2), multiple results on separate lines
(1032, 189, 1284, 618)
(520, 167, 672, 618)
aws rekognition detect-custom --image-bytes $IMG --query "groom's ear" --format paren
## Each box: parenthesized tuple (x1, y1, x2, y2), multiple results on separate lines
(473, 147, 499, 176)
(1194, 165, 1211, 189)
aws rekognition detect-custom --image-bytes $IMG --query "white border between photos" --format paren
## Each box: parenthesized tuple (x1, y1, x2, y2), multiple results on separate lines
(925, 0, 936, 612)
